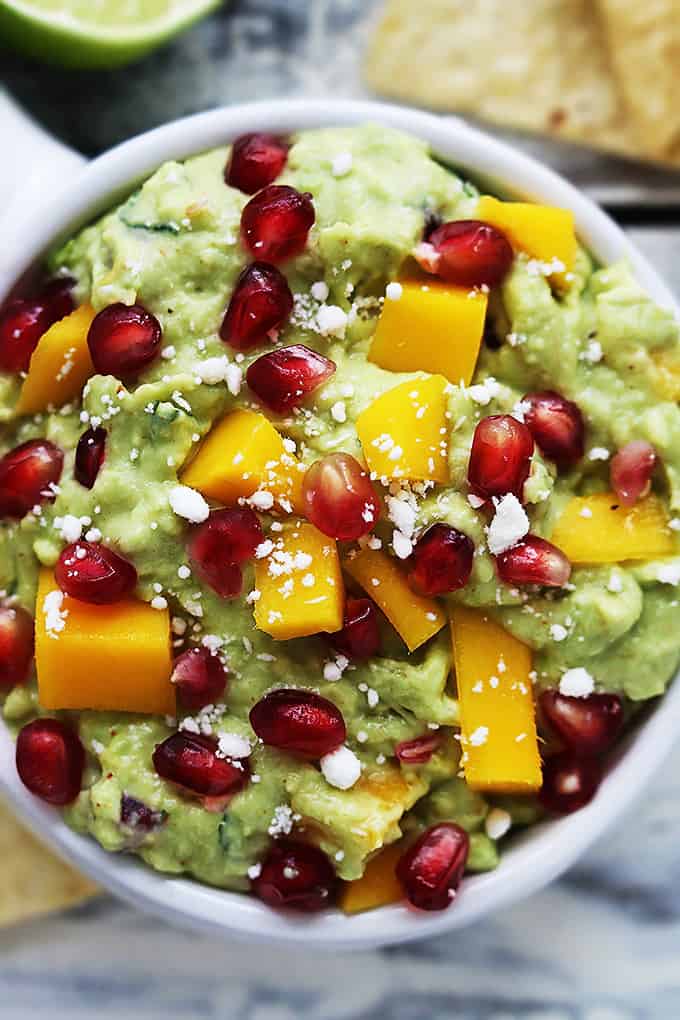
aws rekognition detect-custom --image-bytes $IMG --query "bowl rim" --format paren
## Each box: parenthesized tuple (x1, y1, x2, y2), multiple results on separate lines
(1, 97, 679, 950)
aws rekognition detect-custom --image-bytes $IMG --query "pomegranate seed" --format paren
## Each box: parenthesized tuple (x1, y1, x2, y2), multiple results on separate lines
(241, 185, 315, 263)
(523, 391, 585, 469)
(220, 262, 293, 351)
(171, 647, 228, 711)
(251, 839, 337, 912)
(495, 535, 571, 587)
(395, 732, 442, 765)
(226, 132, 289, 194)
(250, 689, 346, 758)
(610, 440, 656, 506)
(55, 541, 137, 604)
(396, 823, 469, 911)
(87, 303, 162, 378)
(120, 793, 166, 833)
(328, 597, 381, 660)
(0, 439, 64, 519)
(540, 751, 602, 815)
(0, 605, 34, 690)
(428, 220, 513, 288)
(0, 278, 74, 373)
(540, 690, 624, 756)
(246, 344, 335, 413)
(407, 524, 474, 596)
(16, 718, 84, 805)
(302, 452, 380, 541)
(74, 426, 106, 489)
(468, 414, 533, 500)
(153, 732, 249, 797)
(188, 508, 263, 599)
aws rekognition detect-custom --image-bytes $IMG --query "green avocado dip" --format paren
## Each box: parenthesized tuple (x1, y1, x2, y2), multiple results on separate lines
(2, 123, 680, 914)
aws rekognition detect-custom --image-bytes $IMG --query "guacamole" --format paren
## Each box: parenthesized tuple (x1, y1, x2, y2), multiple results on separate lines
(2, 124, 680, 913)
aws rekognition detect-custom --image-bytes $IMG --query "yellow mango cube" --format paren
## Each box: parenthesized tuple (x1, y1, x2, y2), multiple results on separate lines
(344, 547, 446, 652)
(550, 492, 674, 563)
(35, 570, 174, 715)
(180, 408, 304, 512)
(254, 522, 344, 639)
(16, 305, 96, 415)
(340, 841, 405, 914)
(450, 607, 541, 794)
(369, 279, 486, 385)
(356, 375, 449, 483)
(477, 195, 576, 283)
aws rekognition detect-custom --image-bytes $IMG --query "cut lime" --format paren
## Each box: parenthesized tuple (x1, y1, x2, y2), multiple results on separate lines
(0, 0, 221, 69)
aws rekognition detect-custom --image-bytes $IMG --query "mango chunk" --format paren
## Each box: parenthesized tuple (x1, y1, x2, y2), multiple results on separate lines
(477, 195, 576, 282)
(180, 408, 304, 512)
(369, 279, 486, 385)
(550, 492, 674, 564)
(16, 305, 96, 415)
(450, 606, 541, 794)
(254, 521, 344, 639)
(340, 841, 405, 914)
(356, 375, 449, 483)
(35, 570, 174, 715)
(344, 547, 446, 652)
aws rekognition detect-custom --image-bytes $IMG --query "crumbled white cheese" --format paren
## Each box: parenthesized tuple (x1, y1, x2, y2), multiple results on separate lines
(330, 400, 347, 423)
(268, 804, 294, 837)
(57, 514, 83, 544)
(559, 667, 595, 698)
(392, 530, 413, 559)
(320, 745, 361, 789)
(225, 363, 243, 396)
(511, 399, 531, 424)
(43, 589, 68, 639)
(550, 623, 568, 642)
(248, 490, 274, 511)
(151, 595, 168, 610)
(217, 732, 251, 759)
(581, 339, 603, 364)
(311, 281, 329, 302)
(468, 726, 489, 747)
(486, 493, 529, 555)
(467, 376, 501, 406)
(317, 304, 348, 338)
(169, 485, 210, 523)
(331, 151, 353, 177)
(255, 540, 274, 559)
(385, 494, 417, 537)
(196, 356, 230, 384)
(485, 807, 512, 840)
(385, 282, 403, 301)
(177, 565, 191, 580)
(588, 447, 610, 462)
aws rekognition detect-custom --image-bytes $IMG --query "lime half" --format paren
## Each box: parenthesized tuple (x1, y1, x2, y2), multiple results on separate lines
(0, 0, 221, 69)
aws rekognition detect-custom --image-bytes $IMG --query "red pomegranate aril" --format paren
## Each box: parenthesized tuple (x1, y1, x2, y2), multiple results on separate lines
(468, 414, 534, 500)
(610, 440, 656, 506)
(171, 647, 228, 711)
(428, 220, 514, 288)
(302, 452, 380, 541)
(87, 303, 162, 378)
(523, 391, 585, 469)
(396, 823, 470, 911)
(407, 524, 474, 597)
(220, 262, 293, 351)
(55, 541, 137, 605)
(0, 439, 64, 519)
(16, 718, 84, 805)
(0, 278, 74, 374)
(495, 535, 571, 588)
(540, 690, 624, 756)
(0, 605, 34, 690)
(395, 732, 442, 765)
(188, 508, 264, 599)
(329, 597, 381, 660)
(246, 344, 335, 413)
(120, 793, 167, 832)
(74, 426, 107, 489)
(540, 751, 602, 815)
(251, 839, 337, 912)
(250, 689, 346, 758)
(241, 185, 315, 263)
(226, 132, 289, 194)
(153, 732, 249, 797)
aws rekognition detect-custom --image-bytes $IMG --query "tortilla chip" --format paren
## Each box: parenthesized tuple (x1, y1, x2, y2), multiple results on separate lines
(597, 0, 680, 160)
(0, 799, 97, 926)
(364, 0, 678, 165)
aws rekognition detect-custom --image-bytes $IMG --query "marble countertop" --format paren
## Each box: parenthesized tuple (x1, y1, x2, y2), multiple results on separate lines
(2, 2, 680, 1016)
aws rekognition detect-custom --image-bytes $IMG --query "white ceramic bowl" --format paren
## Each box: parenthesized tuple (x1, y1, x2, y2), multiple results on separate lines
(1, 96, 679, 950)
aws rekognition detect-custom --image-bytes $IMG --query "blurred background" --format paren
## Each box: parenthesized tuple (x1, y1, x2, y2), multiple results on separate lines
(2, 1, 680, 1017)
